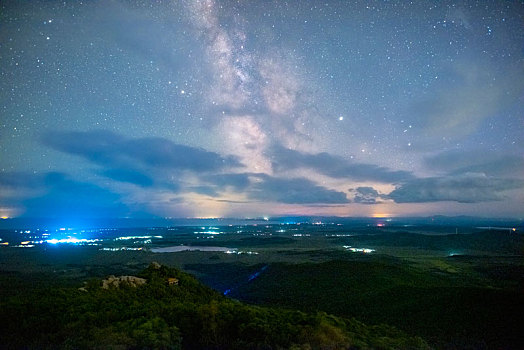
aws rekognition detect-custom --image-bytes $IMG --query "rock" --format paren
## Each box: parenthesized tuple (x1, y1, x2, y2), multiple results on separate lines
(101, 275, 146, 289)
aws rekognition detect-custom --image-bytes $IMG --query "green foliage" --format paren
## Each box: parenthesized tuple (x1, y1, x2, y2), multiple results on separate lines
(0, 263, 429, 349)
(230, 260, 524, 349)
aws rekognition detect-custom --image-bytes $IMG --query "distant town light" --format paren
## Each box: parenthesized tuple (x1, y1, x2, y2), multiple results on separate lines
(343, 246, 375, 254)
(193, 231, 221, 235)
(46, 237, 99, 245)
(115, 235, 152, 240)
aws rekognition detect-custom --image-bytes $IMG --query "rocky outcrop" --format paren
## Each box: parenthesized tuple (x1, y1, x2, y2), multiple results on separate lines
(101, 275, 146, 289)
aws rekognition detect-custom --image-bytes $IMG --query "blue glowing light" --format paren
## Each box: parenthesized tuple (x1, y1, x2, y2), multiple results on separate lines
(46, 237, 99, 244)
(248, 265, 268, 282)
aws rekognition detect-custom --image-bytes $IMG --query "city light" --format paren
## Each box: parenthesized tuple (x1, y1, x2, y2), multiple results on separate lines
(343, 245, 375, 254)
(46, 237, 100, 244)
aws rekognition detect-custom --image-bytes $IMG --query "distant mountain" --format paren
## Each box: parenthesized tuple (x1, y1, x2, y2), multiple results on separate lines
(1, 215, 522, 230)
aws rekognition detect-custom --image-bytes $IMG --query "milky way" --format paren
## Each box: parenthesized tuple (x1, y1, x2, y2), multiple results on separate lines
(1, 0, 523, 220)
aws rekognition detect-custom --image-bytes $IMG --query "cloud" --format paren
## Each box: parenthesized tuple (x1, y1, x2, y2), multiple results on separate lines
(198, 172, 350, 205)
(270, 145, 413, 183)
(424, 150, 524, 177)
(22, 172, 129, 218)
(100, 169, 154, 187)
(0, 172, 48, 207)
(249, 174, 349, 204)
(387, 173, 524, 203)
(211, 198, 250, 204)
(198, 172, 351, 205)
(43, 130, 241, 174)
(350, 186, 382, 205)
(125, 136, 241, 170)
(39, 131, 355, 208)
(188, 185, 220, 197)
(184, 173, 252, 198)
(0, 171, 45, 189)
(201, 173, 251, 190)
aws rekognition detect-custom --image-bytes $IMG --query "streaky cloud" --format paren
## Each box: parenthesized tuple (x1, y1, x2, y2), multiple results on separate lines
(0, 171, 46, 189)
(188, 186, 220, 197)
(201, 173, 251, 190)
(42, 130, 242, 172)
(270, 144, 413, 183)
(100, 169, 154, 187)
(23, 172, 128, 219)
(249, 174, 349, 204)
(387, 173, 524, 203)
(424, 150, 524, 177)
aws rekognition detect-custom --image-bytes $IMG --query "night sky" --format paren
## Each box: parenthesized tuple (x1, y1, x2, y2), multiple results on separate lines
(1, 0, 523, 220)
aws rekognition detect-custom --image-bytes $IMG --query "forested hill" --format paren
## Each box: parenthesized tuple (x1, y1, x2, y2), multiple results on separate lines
(1, 263, 430, 349)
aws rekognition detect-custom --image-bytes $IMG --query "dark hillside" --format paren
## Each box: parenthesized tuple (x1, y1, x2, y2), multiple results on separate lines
(228, 259, 524, 349)
(0, 263, 430, 350)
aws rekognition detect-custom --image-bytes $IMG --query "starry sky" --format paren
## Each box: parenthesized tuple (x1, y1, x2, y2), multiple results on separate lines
(1, 0, 523, 221)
